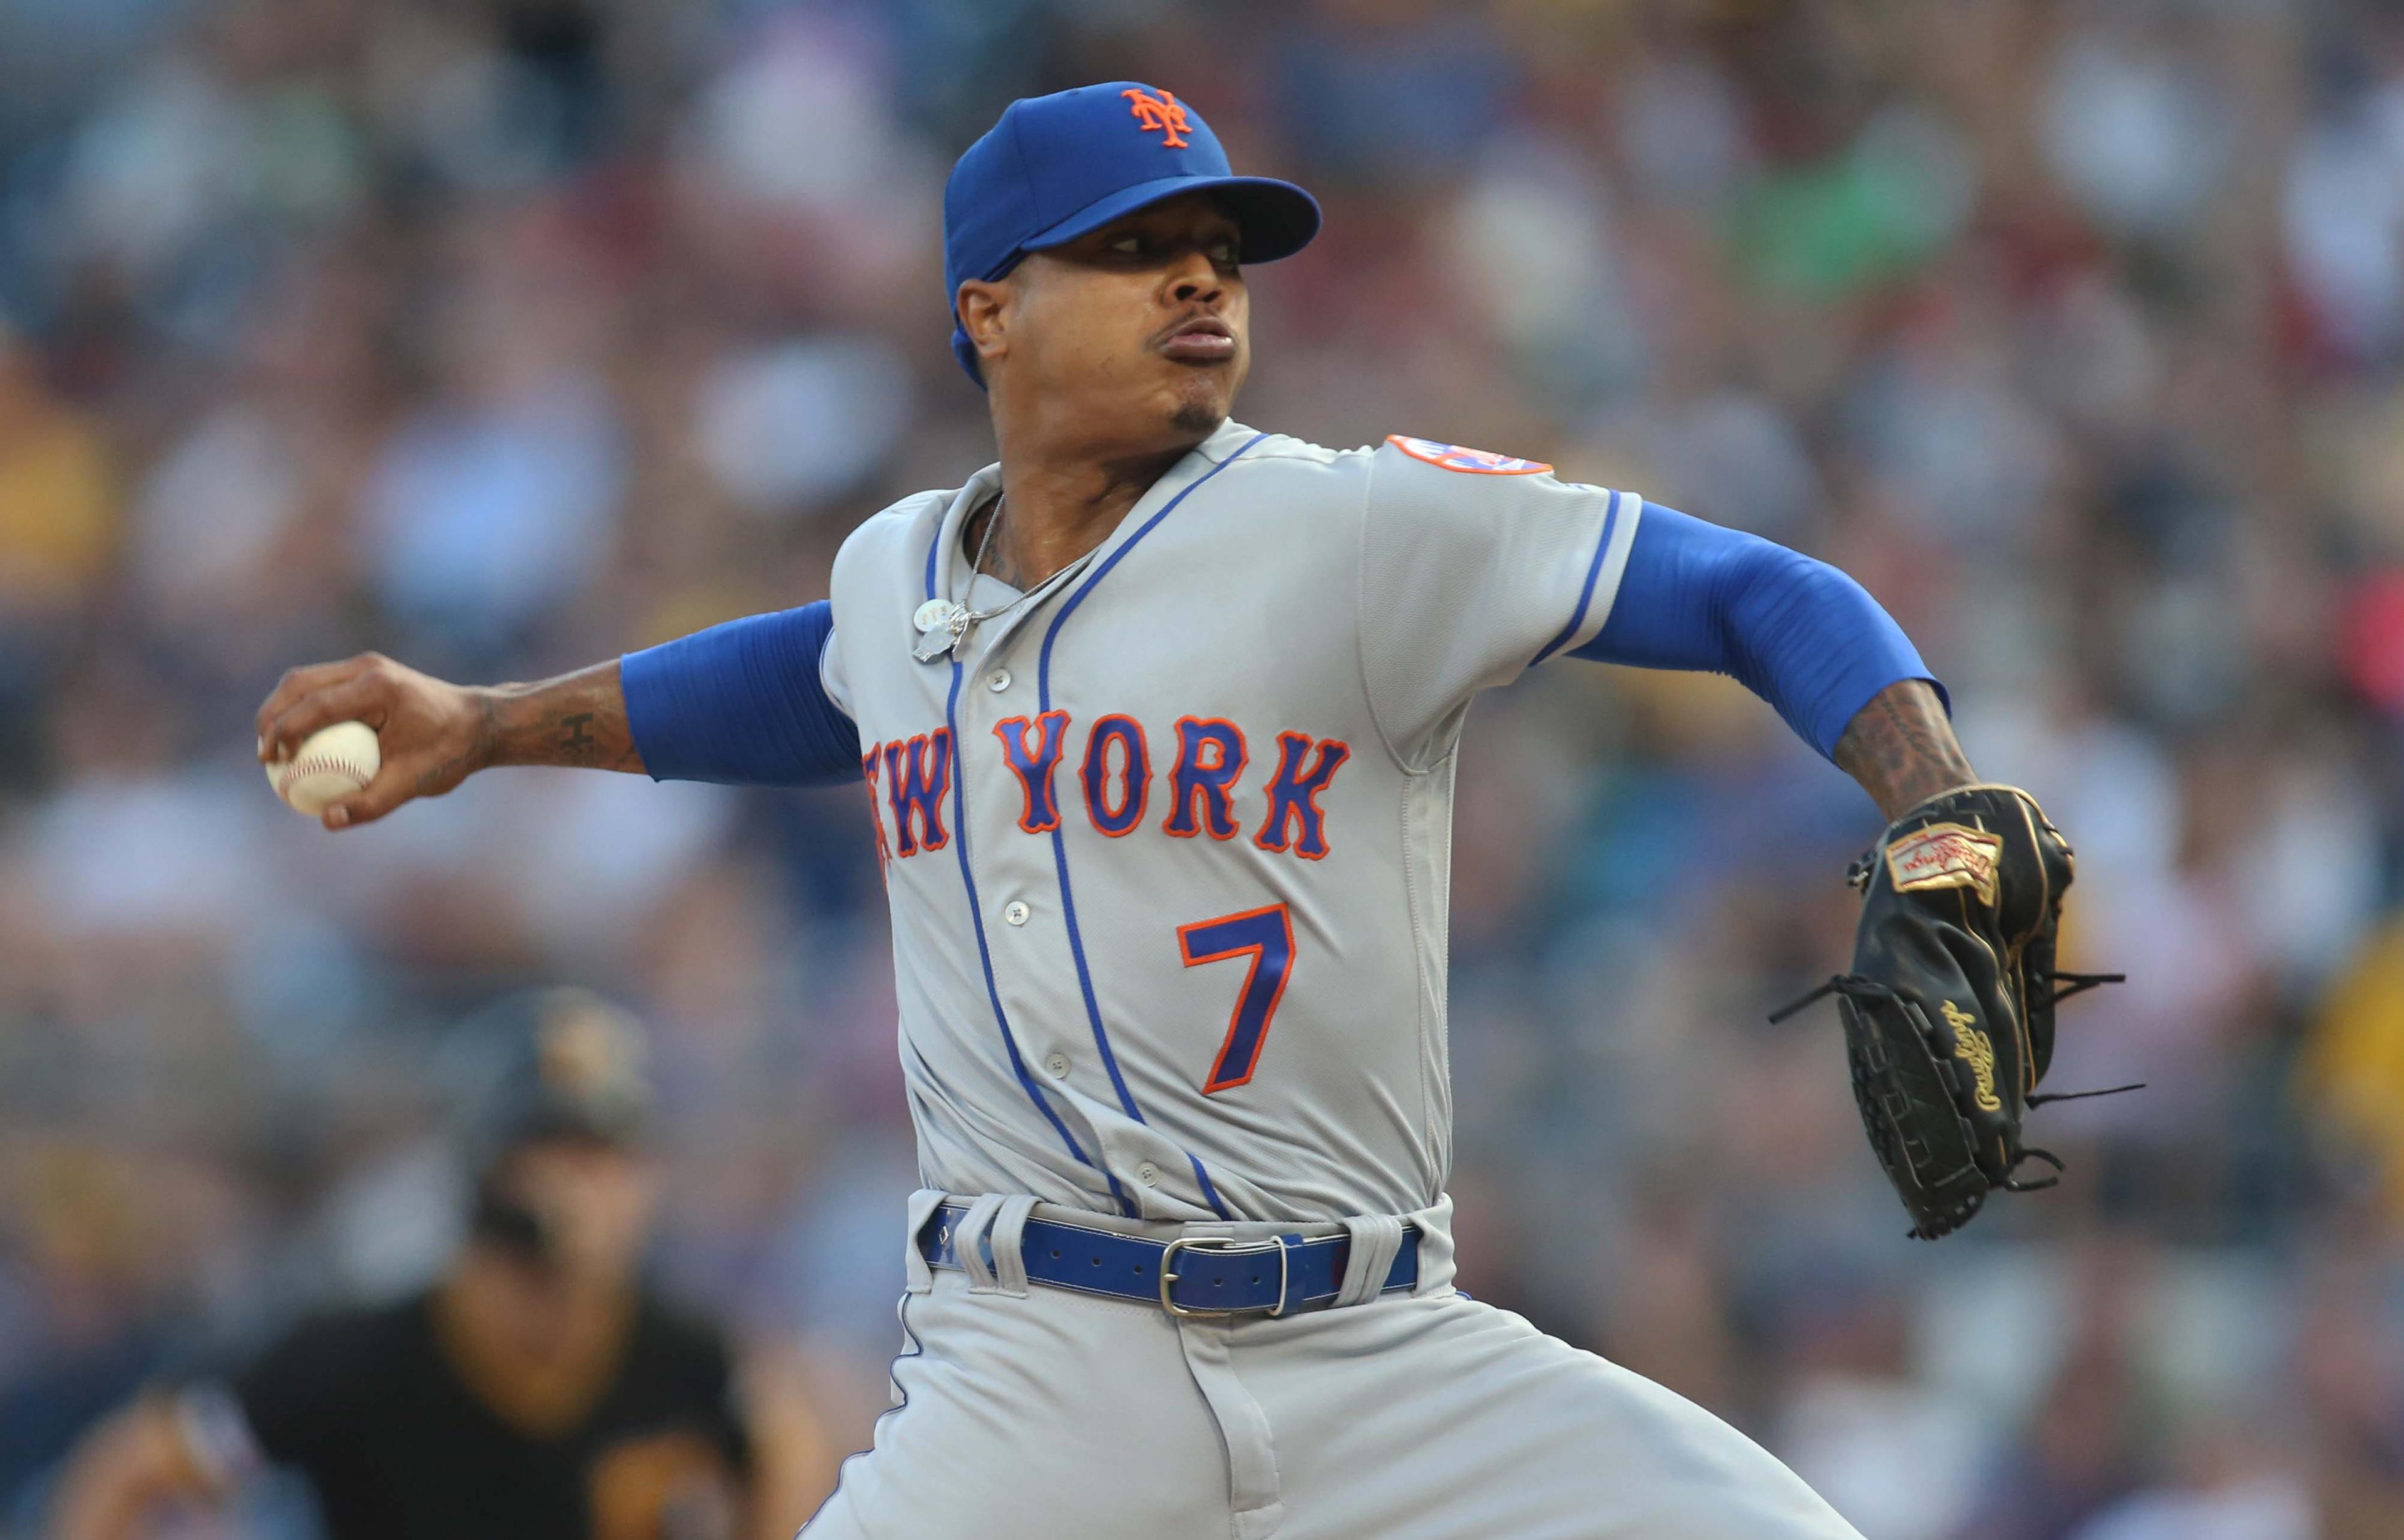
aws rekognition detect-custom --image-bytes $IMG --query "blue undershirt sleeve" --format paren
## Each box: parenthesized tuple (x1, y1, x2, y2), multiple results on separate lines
(619, 601, 861, 786)
(1571, 505, 1942, 759)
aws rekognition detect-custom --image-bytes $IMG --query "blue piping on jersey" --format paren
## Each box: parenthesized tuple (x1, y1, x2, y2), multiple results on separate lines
(1035, 432, 1268, 1222)
(942, 650, 1131, 1212)
(1531, 488, 1623, 666)
(1185, 1151, 1227, 1217)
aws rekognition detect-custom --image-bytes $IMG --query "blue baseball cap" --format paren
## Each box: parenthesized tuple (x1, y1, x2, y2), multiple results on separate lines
(943, 82, 1322, 386)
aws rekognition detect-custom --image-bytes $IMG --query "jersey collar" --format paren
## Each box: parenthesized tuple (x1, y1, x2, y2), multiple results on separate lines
(925, 421, 1261, 665)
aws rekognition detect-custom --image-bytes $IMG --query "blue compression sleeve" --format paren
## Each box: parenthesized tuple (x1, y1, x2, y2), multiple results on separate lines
(1572, 506, 1941, 757)
(620, 602, 861, 786)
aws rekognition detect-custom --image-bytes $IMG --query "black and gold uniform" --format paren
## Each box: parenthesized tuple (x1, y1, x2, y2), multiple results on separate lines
(193, 1285, 750, 1540)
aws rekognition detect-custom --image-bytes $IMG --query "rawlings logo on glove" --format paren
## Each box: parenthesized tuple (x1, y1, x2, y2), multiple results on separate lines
(1940, 1002, 2001, 1113)
(1886, 823, 2003, 905)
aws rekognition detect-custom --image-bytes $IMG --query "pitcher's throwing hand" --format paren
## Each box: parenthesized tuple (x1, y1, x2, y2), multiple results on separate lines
(255, 652, 640, 828)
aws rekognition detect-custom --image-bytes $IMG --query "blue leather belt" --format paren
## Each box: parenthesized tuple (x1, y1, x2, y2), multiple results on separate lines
(917, 1202, 1419, 1317)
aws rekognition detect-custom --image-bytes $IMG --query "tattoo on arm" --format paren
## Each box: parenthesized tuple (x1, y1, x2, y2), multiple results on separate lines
(418, 693, 500, 795)
(481, 662, 646, 774)
(1832, 679, 1976, 822)
(559, 712, 599, 767)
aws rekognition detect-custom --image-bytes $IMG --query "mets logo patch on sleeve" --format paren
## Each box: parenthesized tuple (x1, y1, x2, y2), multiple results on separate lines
(1385, 435, 1553, 476)
(1885, 822, 2003, 907)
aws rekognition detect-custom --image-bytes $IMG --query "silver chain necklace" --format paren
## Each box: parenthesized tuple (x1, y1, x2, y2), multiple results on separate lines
(912, 495, 1014, 662)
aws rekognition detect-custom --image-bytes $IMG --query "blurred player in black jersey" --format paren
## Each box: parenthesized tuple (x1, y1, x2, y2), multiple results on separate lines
(45, 988, 835, 1540)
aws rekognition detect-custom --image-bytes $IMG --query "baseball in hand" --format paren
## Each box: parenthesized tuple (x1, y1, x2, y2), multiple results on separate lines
(266, 721, 381, 817)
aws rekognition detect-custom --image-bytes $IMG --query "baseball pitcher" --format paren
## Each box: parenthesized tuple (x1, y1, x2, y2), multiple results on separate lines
(257, 83, 2114, 1539)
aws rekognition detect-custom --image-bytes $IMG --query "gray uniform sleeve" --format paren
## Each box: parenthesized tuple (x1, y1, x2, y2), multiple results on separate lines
(1357, 437, 1642, 770)
(818, 620, 855, 722)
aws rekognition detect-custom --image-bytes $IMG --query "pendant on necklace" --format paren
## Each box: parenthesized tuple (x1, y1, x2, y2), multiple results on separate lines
(913, 491, 1006, 664)
(911, 599, 963, 662)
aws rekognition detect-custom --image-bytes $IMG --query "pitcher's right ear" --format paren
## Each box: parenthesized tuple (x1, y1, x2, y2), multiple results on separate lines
(957, 279, 1012, 367)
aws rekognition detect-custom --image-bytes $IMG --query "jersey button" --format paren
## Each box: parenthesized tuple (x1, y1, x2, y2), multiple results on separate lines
(1004, 900, 1030, 927)
(1044, 1053, 1070, 1079)
(987, 669, 1011, 692)
(1136, 1162, 1161, 1187)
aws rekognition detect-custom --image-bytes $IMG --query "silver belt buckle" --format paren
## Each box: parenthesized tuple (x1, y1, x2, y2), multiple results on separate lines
(1159, 1236, 1290, 1318)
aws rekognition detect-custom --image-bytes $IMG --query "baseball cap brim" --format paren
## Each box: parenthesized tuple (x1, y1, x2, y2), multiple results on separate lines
(1000, 173, 1322, 277)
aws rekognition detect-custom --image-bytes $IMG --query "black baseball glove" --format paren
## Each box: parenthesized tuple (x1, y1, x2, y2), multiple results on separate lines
(1772, 784, 2128, 1240)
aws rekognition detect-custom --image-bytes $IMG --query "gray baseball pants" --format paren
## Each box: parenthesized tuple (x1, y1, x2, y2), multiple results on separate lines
(798, 1191, 1864, 1539)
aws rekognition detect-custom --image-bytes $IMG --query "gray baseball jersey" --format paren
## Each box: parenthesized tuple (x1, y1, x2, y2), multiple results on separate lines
(819, 419, 1643, 1223)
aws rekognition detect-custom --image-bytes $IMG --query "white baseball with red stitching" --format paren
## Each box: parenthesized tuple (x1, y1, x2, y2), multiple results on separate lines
(266, 720, 381, 816)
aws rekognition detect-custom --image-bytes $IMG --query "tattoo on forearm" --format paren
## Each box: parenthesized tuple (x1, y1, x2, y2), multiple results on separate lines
(1833, 680, 1977, 821)
(536, 700, 640, 773)
(486, 664, 645, 774)
(559, 712, 598, 767)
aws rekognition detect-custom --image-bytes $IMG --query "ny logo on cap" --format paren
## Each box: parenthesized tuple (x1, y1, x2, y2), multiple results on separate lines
(1122, 87, 1191, 148)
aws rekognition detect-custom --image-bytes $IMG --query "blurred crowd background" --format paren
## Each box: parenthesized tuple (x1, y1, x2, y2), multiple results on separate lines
(3, 0, 2403, 1536)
